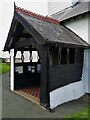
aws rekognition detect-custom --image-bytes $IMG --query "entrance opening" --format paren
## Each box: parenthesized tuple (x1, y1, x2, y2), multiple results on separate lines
(14, 48, 41, 104)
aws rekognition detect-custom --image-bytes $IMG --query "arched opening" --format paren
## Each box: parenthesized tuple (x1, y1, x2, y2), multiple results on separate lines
(14, 46, 41, 103)
(6, 19, 50, 107)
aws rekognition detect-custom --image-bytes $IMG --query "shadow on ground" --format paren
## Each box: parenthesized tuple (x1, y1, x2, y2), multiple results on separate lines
(2, 72, 88, 118)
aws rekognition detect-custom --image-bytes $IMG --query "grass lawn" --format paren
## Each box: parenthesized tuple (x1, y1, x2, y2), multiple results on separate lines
(0, 63, 10, 74)
(65, 106, 90, 119)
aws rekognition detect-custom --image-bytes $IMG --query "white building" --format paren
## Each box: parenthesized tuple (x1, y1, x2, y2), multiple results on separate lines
(48, 1, 90, 108)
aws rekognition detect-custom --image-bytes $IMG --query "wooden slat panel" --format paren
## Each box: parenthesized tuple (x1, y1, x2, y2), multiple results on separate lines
(49, 64, 83, 92)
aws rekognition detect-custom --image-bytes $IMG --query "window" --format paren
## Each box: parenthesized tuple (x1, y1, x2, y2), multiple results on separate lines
(60, 47, 67, 64)
(23, 51, 30, 62)
(50, 47, 76, 66)
(15, 51, 22, 63)
(51, 47, 59, 65)
(76, 48, 84, 64)
(69, 48, 76, 64)
(32, 51, 38, 62)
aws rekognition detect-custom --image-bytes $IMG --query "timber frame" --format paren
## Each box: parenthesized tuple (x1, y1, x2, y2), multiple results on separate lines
(14, 38, 51, 108)
(4, 4, 89, 109)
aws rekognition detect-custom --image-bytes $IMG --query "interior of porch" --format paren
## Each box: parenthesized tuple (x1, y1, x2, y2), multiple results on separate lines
(14, 47, 41, 103)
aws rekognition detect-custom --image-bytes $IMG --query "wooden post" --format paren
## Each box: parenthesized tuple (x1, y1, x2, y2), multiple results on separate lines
(40, 47, 50, 108)
(58, 47, 61, 64)
(67, 48, 69, 64)
(30, 50, 32, 62)
(75, 48, 77, 64)
(21, 51, 24, 62)
(46, 49, 50, 108)
(10, 49, 14, 91)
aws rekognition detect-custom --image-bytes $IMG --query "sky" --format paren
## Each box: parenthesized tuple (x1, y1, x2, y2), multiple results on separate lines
(0, 0, 80, 58)
(0, 0, 48, 57)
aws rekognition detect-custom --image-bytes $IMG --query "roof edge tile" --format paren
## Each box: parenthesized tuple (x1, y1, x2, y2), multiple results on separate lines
(15, 6, 59, 24)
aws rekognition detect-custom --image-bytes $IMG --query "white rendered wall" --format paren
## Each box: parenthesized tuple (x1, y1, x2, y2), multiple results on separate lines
(63, 15, 90, 93)
(48, 0, 80, 16)
(50, 81, 85, 109)
(88, 15, 90, 93)
(82, 49, 89, 93)
(48, 0, 71, 16)
(88, 49, 90, 93)
(64, 15, 89, 43)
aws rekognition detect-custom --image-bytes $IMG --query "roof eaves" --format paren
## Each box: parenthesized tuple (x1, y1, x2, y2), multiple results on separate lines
(60, 12, 88, 22)
(46, 40, 90, 49)
(50, 2, 89, 22)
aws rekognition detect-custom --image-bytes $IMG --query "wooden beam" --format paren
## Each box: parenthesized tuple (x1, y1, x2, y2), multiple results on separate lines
(12, 32, 32, 39)
(15, 48, 37, 51)
(67, 48, 69, 64)
(11, 21, 24, 48)
(58, 47, 61, 64)
(4, 17, 16, 51)
(46, 49, 50, 108)
(15, 13, 46, 44)
(15, 37, 50, 107)
(14, 37, 36, 49)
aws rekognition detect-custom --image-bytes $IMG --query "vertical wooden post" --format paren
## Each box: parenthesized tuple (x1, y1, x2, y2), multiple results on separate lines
(46, 49, 50, 108)
(10, 49, 14, 91)
(67, 48, 69, 64)
(37, 51, 40, 62)
(21, 51, 24, 62)
(40, 46, 50, 108)
(58, 47, 61, 64)
(75, 48, 77, 64)
(30, 50, 32, 62)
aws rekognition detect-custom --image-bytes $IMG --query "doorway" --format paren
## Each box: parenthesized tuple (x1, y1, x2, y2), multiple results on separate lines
(14, 49, 41, 104)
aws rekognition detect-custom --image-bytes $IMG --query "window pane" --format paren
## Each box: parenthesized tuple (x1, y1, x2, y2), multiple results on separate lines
(32, 51, 38, 62)
(76, 48, 84, 64)
(69, 48, 76, 64)
(60, 47, 67, 64)
(23, 51, 30, 62)
(15, 51, 22, 63)
(51, 47, 59, 65)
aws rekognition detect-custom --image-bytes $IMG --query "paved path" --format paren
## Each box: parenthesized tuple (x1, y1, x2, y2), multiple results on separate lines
(2, 72, 88, 118)
(0, 73, 2, 119)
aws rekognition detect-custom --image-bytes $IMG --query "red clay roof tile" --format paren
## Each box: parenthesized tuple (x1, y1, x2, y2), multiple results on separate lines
(15, 6, 59, 24)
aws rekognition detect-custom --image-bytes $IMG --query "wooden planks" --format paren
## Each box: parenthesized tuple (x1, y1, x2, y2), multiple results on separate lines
(49, 64, 83, 92)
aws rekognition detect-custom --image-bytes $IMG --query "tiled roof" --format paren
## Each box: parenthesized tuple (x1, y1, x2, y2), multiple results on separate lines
(4, 5, 89, 51)
(16, 6, 59, 24)
(17, 10, 89, 47)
